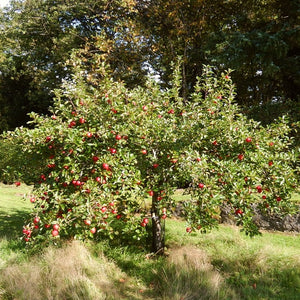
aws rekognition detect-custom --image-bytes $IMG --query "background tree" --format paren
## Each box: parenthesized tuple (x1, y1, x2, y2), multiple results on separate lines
(0, 0, 147, 132)
(137, 0, 300, 124)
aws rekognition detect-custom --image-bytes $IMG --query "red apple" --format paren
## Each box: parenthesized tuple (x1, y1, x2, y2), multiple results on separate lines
(238, 154, 244, 161)
(245, 137, 252, 143)
(102, 163, 110, 170)
(79, 118, 86, 124)
(153, 163, 159, 169)
(256, 185, 262, 193)
(101, 206, 107, 213)
(198, 183, 204, 189)
(235, 209, 243, 215)
(109, 148, 117, 154)
(186, 227, 192, 233)
(115, 134, 122, 140)
(33, 217, 40, 224)
(90, 227, 97, 234)
(142, 218, 149, 224)
(53, 224, 59, 230)
(86, 132, 93, 138)
(84, 219, 92, 226)
(30, 197, 36, 203)
(92, 156, 99, 162)
(52, 229, 59, 237)
(141, 149, 147, 155)
(15, 181, 21, 186)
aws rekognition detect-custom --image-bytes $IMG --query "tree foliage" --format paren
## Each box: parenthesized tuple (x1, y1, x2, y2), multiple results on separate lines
(0, 0, 147, 132)
(4, 54, 298, 253)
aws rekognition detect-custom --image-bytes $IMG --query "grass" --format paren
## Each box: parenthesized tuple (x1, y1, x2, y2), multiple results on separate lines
(0, 183, 299, 299)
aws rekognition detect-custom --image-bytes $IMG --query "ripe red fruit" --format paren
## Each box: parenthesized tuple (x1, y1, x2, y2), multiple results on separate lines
(269, 142, 274, 147)
(198, 183, 204, 189)
(140, 222, 147, 227)
(186, 227, 192, 233)
(115, 134, 122, 140)
(245, 137, 252, 143)
(53, 224, 59, 230)
(116, 214, 122, 219)
(86, 132, 93, 138)
(196, 157, 201, 162)
(45, 136, 51, 143)
(102, 163, 110, 170)
(142, 105, 147, 111)
(52, 229, 59, 237)
(15, 181, 21, 186)
(79, 118, 86, 124)
(238, 154, 244, 161)
(101, 206, 107, 213)
(235, 209, 243, 215)
(153, 163, 159, 169)
(262, 195, 267, 199)
(109, 148, 117, 154)
(90, 227, 97, 234)
(212, 140, 218, 146)
(68, 120, 76, 128)
(33, 217, 40, 224)
(276, 197, 282, 202)
(84, 219, 92, 226)
(30, 197, 36, 203)
(256, 185, 262, 193)
(142, 218, 149, 224)
(92, 156, 99, 162)
(168, 109, 174, 114)
(268, 161, 273, 166)
(161, 214, 167, 219)
(148, 191, 154, 197)
(141, 149, 147, 155)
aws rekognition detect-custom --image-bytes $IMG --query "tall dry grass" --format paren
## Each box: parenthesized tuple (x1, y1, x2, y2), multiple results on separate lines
(153, 245, 237, 300)
(0, 240, 148, 300)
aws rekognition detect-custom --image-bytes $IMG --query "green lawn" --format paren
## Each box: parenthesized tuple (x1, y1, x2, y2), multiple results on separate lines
(0, 183, 299, 300)
(0, 183, 32, 238)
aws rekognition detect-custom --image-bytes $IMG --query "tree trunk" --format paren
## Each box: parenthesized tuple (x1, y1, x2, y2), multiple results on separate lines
(151, 192, 164, 255)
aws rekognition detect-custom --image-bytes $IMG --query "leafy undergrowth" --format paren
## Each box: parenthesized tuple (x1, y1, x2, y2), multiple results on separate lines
(0, 184, 299, 299)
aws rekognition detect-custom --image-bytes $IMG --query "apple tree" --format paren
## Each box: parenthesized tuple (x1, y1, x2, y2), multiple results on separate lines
(4, 58, 298, 254)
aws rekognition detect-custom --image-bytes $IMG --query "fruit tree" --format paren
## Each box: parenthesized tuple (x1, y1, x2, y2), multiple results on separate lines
(4, 58, 298, 254)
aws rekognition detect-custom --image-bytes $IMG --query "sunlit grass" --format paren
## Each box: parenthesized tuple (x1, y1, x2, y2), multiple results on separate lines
(0, 184, 299, 299)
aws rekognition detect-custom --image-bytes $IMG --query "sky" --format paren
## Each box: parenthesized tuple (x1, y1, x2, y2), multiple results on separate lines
(0, 0, 10, 8)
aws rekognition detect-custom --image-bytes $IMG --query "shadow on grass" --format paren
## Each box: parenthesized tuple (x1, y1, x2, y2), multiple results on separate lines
(212, 256, 300, 300)
(101, 242, 300, 300)
(0, 210, 30, 239)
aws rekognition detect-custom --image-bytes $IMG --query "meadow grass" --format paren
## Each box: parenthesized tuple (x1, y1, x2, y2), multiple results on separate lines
(0, 184, 299, 299)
